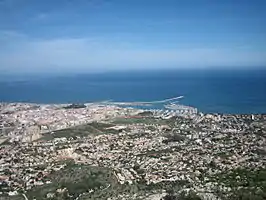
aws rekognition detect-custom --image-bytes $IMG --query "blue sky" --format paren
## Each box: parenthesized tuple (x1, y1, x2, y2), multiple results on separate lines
(0, 0, 266, 73)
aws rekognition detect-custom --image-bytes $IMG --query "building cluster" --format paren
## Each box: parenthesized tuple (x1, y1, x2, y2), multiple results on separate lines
(0, 103, 265, 199)
(0, 103, 138, 143)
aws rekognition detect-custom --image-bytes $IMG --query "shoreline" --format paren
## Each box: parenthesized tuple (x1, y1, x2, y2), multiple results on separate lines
(1, 101, 266, 115)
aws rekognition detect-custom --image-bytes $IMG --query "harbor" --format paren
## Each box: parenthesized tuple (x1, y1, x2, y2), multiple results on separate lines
(99, 96, 198, 115)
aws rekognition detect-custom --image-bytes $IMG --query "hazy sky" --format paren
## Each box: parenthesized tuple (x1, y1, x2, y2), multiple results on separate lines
(0, 0, 266, 73)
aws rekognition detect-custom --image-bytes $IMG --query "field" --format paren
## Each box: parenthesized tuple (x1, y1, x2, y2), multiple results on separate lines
(40, 114, 178, 141)
(40, 122, 120, 141)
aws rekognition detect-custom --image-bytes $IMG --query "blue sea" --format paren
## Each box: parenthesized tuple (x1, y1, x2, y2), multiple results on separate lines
(1, 69, 266, 114)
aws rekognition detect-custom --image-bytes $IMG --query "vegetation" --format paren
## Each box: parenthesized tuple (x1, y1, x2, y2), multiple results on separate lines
(25, 160, 115, 200)
(163, 191, 202, 200)
(162, 133, 186, 144)
(138, 111, 153, 117)
(207, 167, 266, 200)
(112, 117, 159, 125)
(41, 122, 116, 140)
(63, 104, 86, 109)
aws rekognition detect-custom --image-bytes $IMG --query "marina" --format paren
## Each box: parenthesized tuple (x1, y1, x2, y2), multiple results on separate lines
(100, 96, 198, 115)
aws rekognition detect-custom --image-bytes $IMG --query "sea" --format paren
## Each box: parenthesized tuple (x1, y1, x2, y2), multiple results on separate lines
(1, 69, 266, 114)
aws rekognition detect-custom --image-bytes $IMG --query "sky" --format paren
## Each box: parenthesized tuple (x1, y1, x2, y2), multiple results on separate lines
(0, 0, 266, 74)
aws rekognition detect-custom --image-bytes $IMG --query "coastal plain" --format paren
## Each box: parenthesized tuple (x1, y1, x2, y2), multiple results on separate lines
(0, 103, 266, 200)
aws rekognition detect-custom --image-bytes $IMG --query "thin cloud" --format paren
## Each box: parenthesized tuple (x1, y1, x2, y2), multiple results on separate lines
(0, 34, 266, 73)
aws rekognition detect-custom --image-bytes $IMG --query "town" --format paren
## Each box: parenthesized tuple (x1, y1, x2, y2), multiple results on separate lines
(0, 102, 265, 200)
